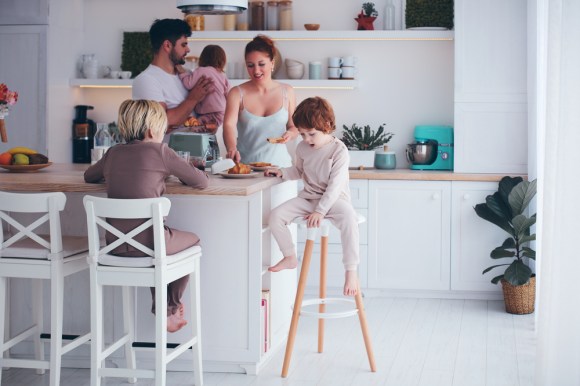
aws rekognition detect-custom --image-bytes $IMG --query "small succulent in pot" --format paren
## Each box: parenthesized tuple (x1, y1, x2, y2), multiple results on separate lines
(341, 123, 394, 150)
(361, 2, 379, 17)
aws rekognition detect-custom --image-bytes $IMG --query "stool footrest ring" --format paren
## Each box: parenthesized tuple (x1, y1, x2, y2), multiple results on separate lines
(294, 298, 358, 319)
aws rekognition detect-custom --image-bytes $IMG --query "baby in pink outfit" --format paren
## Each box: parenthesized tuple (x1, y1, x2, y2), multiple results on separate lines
(178, 44, 229, 127)
(266, 97, 361, 296)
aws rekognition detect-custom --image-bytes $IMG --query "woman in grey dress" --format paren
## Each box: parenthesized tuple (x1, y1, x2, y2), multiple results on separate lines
(223, 35, 299, 167)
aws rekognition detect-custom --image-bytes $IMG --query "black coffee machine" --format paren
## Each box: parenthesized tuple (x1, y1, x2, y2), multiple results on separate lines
(73, 105, 96, 163)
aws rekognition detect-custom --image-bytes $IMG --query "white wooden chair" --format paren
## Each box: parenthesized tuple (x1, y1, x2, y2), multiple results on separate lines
(83, 195, 203, 386)
(0, 191, 90, 386)
(281, 214, 376, 377)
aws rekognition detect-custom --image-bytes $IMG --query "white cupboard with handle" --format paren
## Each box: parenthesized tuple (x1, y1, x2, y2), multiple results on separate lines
(368, 180, 451, 290)
(451, 181, 504, 293)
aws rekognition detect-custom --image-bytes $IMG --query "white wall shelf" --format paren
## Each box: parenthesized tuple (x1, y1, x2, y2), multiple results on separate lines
(69, 78, 358, 90)
(187, 30, 454, 41)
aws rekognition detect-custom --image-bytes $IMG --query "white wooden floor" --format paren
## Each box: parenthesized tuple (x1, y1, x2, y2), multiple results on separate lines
(1, 297, 536, 386)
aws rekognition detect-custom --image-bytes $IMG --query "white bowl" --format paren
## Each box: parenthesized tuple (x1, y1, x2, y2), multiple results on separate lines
(285, 58, 303, 67)
(286, 65, 304, 79)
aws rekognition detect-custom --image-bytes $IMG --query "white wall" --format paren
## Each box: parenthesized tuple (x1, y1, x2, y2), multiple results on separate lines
(47, 0, 453, 164)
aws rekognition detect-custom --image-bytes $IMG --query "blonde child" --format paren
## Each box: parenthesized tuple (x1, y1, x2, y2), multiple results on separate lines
(266, 97, 360, 296)
(84, 99, 209, 332)
(177, 44, 229, 127)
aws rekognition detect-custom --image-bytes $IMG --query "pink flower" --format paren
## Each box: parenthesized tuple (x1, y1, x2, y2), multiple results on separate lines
(0, 83, 18, 106)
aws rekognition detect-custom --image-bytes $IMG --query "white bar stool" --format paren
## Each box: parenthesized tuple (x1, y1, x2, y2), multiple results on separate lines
(0, 191, 90, 386)
(281, 214, 376, 377)
(83, 195, 203, 386)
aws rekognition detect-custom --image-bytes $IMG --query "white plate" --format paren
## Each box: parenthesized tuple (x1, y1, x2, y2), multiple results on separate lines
(251, 164, 278, 171)
(407, 27, 448, 30)
(218, 172, 261, 179)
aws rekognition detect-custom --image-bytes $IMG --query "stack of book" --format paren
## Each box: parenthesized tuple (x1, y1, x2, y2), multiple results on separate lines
(261, 290, 271, 354)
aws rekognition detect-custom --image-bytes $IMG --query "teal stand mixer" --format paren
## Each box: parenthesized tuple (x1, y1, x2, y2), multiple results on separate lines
(406, 125, 454, 170)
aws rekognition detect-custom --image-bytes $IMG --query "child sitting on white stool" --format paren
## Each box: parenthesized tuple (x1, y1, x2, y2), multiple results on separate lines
(266, 96, 360, 296)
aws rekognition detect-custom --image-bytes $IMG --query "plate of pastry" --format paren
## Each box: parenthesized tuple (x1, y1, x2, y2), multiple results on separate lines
(218, 172, 261, 179)
(249, 162, 278, 171)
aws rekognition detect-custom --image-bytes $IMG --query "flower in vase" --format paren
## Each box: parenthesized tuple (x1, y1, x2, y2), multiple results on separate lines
(0, 83, 19, 116)
(0, 83, 19, 142)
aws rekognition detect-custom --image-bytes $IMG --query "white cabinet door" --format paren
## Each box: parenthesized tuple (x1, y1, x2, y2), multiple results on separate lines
(368, 180, 451, 290)
(451, 181, 504, 292)
(0, 0, 49, 25)
(0, 25, 47, 154)
(454, 0, 528, 174)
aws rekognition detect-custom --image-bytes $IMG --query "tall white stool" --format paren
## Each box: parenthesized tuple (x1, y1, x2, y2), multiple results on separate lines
(0, 191, 90, 386)
(83, 195, 203, 386)
(281, 214, 376, 378)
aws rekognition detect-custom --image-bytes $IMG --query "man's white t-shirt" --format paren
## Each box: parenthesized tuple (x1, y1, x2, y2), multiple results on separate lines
(132, 64, 188, 110)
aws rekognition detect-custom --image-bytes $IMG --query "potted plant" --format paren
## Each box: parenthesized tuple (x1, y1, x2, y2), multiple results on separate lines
(474, 176, 537, 314)
(341, 123, 394, 169)
(355, 2, 378, 30)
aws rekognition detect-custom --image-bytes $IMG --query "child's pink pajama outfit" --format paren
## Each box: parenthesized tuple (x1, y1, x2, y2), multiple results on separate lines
(269, 137, 360, 271)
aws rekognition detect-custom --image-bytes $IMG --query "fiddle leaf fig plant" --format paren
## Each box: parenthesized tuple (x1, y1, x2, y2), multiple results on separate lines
(474, 176, 537, 286)
(341, 123, 394, 151)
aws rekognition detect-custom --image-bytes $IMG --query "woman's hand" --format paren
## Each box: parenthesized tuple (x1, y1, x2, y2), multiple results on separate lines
(305, 212, 324, 228)
(226, 148, 241, 163)
(282, 127, 299, 142)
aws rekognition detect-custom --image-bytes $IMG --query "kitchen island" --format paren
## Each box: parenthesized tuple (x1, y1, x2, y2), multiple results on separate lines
(1, 164, 527, 372)
(0, 163, 297, 374)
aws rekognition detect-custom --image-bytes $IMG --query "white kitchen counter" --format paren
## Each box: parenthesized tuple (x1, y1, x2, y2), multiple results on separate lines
(349, 168, 526, 181)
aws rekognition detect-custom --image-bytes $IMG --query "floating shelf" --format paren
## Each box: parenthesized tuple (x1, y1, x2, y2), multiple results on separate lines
(70, 78, 358, 90)
(187, 30, 454, 42)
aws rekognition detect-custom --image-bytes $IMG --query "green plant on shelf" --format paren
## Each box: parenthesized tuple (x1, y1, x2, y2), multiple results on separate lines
(362, 2, 379, 17)
(341, 123, 393, 150)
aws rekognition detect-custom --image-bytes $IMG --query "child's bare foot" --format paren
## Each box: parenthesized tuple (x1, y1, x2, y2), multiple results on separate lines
(344, 271, 359, 296)
(268, 256, 298, 272)
(167, 305, 188, 333)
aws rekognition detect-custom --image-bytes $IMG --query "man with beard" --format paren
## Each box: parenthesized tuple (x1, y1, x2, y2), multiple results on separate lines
(133, 18, 216, 135)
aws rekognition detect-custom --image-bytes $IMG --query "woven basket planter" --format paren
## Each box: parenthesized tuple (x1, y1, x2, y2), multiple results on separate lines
(500, 276, 536, 314)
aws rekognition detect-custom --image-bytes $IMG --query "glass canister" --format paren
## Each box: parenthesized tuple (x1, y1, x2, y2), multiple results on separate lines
(185, 14, 205, 31)
(278, 0, 293, 30)
(236, 9, 249, 30)
(223, 14, 236, 31)
(266, 1, 279, 30)
(250, 1, 265, 30)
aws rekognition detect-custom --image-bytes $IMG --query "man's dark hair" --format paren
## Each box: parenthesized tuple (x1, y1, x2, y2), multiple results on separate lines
(149, 18, 191, 52)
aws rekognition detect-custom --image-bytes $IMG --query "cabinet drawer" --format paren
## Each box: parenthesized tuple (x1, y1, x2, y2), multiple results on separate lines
(298, 243, 368, 289)
(297, 209, 368, 245)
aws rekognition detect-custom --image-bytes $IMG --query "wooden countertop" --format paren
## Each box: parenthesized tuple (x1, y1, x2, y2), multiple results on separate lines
(0, 163, 282, 196)
(0, 164, 526, 196)
(349, 168, 526, 181)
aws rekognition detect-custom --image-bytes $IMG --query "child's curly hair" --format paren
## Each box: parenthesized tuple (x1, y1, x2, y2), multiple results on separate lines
(292, 97, 336, 134)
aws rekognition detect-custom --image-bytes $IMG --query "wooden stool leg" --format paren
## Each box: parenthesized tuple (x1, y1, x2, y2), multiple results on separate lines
(318, 235, 328, 353)
(354, 284, 376, 372)
(281, 239, 314, 378)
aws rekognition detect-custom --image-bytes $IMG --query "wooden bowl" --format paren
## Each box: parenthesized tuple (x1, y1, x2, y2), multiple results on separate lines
(304, 24, 320, 31)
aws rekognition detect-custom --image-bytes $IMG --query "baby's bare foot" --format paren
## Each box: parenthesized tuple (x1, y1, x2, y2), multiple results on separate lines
(343, 271, 359, 297)
(268, 256, 298, 272)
